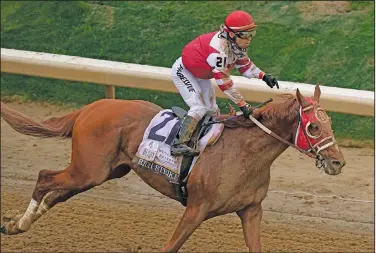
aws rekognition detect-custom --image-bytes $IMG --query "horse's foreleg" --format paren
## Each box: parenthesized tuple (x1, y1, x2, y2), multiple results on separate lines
(162, 205, 208, 252)
(236, 204, 263, 253)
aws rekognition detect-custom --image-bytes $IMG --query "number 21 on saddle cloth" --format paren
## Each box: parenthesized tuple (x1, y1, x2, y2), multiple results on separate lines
(132, 109, 224, 184)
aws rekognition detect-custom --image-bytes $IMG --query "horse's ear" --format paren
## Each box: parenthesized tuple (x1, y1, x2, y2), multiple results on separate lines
(314, 83, 321, 102)
(296, 88, 310, 107)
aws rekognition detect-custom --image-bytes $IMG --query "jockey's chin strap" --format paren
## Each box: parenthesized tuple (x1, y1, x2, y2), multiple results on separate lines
(248, 114, 318, 159)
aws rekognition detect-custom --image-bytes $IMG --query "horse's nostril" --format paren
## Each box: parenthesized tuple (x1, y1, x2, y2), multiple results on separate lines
(331, 160, 343, 168)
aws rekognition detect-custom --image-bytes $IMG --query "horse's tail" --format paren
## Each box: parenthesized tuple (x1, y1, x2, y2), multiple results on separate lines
(1, 102, 85, 139)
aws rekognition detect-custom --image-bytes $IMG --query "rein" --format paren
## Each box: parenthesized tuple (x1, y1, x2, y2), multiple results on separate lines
(207, 113, 316, 158)
(247, 102, 336, 170)
(248, 114, 317, 159)
(207, 98, 336, 165)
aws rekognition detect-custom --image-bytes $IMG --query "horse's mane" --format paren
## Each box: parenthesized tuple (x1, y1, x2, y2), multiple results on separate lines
(220, 94, 300, 128)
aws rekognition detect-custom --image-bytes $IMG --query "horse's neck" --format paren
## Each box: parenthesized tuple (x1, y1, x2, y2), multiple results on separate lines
(244, 112, 300, 170)
(267, 111, 299, 140)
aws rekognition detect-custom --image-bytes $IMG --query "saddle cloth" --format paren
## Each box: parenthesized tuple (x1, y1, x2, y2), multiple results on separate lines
(132, 109, 224, 184)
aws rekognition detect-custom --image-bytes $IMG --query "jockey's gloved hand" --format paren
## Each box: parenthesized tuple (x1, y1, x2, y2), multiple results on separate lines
(240, 103, 253, 118)
(262, 74, 279, 89)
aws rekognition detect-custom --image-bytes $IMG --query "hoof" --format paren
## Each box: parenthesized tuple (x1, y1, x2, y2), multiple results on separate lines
(2, 210, 23, 223)
(0, 223, 6, 234)
(0, 221, 25, 235)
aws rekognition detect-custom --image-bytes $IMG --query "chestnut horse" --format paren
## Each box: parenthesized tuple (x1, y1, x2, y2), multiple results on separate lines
(0, 84, 345, 252)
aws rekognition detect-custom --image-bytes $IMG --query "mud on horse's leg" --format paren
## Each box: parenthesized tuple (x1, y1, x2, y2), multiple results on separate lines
(162, 205, 208, 252)
(236, 204, 263, 253)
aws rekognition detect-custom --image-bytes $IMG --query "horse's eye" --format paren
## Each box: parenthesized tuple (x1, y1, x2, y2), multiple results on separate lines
(307, 123, 322, 138)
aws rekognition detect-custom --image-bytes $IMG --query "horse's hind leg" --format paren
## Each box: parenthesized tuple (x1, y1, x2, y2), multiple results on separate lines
(31, 164, 131, 228)
(1, 163, 132, 235)
(1, 169, 61, 225)
(1, 166, 89, 235)
(1, 123, 128, 235)
(35, 163, 131, 215)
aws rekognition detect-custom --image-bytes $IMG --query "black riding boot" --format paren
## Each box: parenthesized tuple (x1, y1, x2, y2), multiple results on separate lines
(171, 115, 200, 156)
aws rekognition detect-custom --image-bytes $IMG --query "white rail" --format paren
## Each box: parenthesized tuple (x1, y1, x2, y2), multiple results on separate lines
(1, 48, 374, 116)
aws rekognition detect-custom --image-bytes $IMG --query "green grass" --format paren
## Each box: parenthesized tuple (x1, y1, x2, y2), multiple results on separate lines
(1, 1, 374, 143)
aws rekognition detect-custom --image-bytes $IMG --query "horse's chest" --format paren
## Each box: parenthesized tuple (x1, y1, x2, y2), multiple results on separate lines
(240, 184, 269, 204)
(215, 182, 270, 214)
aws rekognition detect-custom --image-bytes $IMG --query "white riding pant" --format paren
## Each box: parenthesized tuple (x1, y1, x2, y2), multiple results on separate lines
(171, 57, 219, 120)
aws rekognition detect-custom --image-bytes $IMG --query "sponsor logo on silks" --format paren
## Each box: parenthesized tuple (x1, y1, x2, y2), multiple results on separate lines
(136, 157, 179, 184)
(177, 65, 195, 93)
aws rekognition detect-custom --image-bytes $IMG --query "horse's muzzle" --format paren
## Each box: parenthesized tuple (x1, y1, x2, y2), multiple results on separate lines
(325, 158, 346, 175)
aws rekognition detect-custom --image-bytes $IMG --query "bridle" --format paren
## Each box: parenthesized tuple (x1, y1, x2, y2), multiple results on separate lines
(296, 104, 337, 154)
(207, 97, 337, 169)
(248, 99, 337, 169)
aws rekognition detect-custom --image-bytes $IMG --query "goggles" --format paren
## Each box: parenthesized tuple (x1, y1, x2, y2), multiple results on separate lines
(225, 25, 257, 40)
(234, 29, 256, 39)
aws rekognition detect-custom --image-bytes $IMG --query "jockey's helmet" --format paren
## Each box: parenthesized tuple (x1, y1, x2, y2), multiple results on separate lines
(220, 10, 257, 57)
(224, 10, 257, 34)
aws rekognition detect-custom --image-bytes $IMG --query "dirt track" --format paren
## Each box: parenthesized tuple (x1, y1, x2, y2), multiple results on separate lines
(1, 101, 374, 252)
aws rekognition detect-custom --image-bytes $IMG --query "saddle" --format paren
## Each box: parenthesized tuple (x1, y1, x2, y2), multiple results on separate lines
(133, 106, 223, 207)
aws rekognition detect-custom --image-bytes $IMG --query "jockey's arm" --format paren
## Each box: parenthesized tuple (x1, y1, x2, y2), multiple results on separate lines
(236, 56, 280, 89)
(212, 69, 247, 107)
(235, 56, 265, 80)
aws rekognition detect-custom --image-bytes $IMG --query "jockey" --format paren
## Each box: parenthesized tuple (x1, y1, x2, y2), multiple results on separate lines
(170, 10, 279, 156)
